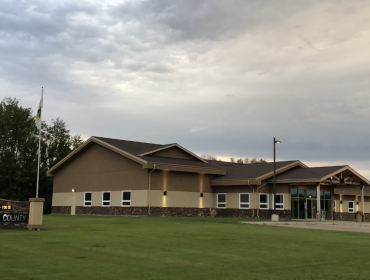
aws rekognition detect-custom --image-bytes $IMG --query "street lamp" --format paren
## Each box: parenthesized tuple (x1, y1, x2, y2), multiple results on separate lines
(273, 137, 281, 211)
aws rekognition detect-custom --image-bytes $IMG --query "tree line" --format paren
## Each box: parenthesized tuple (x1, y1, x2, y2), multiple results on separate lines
(0, 97, 83, 213)
(200, 154, 266, 164)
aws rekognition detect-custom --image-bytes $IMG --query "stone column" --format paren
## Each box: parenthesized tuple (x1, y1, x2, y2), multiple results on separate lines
(71, 193, 76, 215)
(361, 185, 365, 222)
(27, 198, 45, 230)
(316, 183, 321, 220)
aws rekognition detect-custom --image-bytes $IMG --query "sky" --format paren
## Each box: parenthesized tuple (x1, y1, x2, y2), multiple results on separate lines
(1, 0, 370, 178)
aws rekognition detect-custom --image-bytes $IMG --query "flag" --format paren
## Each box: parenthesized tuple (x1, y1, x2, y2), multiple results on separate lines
(36, 88, 43, 129)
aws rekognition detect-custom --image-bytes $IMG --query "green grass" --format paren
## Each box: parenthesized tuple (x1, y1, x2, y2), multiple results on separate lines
(1, 215, 370, 280)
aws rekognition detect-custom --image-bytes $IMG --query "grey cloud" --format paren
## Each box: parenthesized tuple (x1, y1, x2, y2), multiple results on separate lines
(0, 0, 369, 173)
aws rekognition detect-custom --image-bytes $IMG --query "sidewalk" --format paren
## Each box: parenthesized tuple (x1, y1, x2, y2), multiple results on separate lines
(241, 220, 370, 233)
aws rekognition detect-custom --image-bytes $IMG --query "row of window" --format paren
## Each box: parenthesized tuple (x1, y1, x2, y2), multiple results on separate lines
(217, 193, 284, 209)
(83, 192, 285, 208)
(84, 191, 131, 207)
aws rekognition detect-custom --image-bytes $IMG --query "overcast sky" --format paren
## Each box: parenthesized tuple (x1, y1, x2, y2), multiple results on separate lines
(1, 0, 370, 177)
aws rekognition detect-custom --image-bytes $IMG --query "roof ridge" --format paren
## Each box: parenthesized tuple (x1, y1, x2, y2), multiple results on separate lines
(93, 136, 167, 147)
(307, 165, 347, 169)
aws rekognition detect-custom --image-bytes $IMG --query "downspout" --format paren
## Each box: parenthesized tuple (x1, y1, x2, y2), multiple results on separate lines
(247, 179, 254, 218)
(256, 183, 267, 218)
(148, 163, 156, 216)
(340, 191, 344, 219)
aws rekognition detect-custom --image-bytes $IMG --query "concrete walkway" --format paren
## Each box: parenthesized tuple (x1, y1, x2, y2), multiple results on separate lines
(241, 220, 370, 233)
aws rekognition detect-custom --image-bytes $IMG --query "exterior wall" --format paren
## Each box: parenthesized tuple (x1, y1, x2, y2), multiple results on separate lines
(149, 147, 199, 160)
(52, 143, 148, 194)
(150, 170, 214, 193)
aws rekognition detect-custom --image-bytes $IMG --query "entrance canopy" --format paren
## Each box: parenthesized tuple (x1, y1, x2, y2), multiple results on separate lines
(270, 165, 370, 188)
(270, 165, 370, 217)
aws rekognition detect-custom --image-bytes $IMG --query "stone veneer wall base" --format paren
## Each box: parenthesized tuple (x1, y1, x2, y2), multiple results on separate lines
(52, 206, 292, 219)
(333, 212, 370, 221)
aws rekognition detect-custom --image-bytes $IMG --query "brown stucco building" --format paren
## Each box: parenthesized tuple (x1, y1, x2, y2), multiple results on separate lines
(48, 136, 370, 220)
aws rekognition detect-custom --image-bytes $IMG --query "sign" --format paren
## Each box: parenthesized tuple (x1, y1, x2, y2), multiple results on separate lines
(1, 214, 29, 223)
(304, 203, 307, 209)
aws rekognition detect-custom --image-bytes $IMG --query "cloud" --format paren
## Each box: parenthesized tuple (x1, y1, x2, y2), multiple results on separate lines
(1, 0, 370, 178)
(190, 126, 208, 133)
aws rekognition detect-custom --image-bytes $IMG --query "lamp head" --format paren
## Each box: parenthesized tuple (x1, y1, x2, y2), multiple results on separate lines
(275, 140, 281, 144)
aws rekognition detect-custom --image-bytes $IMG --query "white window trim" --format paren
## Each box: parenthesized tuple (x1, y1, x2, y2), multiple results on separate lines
(273, 193, 284, 210)
(239, 193, 250, 209)
(102, 191, 111, 207)
(217, 193, 227, 209)
(122, 191, 131, 207)
(348, 201, 354, 213)
(84, 192, 92, 207)
(259, 193, 269, 209)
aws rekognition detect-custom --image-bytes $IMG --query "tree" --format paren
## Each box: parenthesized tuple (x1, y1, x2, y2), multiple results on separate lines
(200, 154, 218, 160)
(231, 157, 267, 164)
(0, 97, 83, 213)
(0, 98, 38, 200)
(38, 118, 83, 213)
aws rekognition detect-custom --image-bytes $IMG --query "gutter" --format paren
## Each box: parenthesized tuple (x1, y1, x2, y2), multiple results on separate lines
(148, 163, 156, 216)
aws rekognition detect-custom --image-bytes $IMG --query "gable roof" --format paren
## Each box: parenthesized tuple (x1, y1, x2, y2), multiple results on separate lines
(93, 136, 170, 156)
(210, 160, 308, 186)
(138, 143, 207, 163)
(271, 165, 370, 186)
(47, 136, 226, 176)
(272, 166, 346, 182)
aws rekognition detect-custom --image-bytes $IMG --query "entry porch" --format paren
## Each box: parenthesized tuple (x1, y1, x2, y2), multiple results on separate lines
(271, 165, 370, 220)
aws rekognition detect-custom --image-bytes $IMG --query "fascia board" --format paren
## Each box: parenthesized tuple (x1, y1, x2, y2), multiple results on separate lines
(47, 137, 147, 176)
(210, 179, 261, 186)
(138, 144, 208, 163)
(268, 179, 321, 183)
(256, 161, 307, 181)
(143, 162, 226, 175)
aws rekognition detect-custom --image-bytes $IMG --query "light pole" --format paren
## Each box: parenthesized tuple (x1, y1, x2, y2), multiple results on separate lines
(273, 137, 281, 211)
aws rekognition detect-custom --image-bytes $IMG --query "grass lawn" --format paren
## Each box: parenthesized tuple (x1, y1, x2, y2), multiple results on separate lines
(1, 215, 370, 280)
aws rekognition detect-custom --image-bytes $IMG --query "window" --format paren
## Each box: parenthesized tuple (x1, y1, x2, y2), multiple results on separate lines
(217, 193, 226, 208)
(259, 194, 268, 209)
(122, 191, 131, 207)
(84, 192, 92, 206)
(274, 194, 284, 209)
(348, 201, 354, 213)
(239, 194, 250, 209)
(102, 192, 111, 206)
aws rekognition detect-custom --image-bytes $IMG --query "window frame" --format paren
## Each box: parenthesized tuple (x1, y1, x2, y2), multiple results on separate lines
(217, 193, 227, 209)
(348, 201, 354, 213)
(259, 193, 269, 209)
(121, 191, 131, 207)
(239, 193, 250, 209)
(84, 192, 92, 207)
(102, 191, 111, 207)
(273, 193, 284, 210)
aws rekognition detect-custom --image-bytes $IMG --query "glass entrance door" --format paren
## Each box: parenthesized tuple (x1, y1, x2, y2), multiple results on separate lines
(291, 189, 331, 219)
(306, 199, 317, 219)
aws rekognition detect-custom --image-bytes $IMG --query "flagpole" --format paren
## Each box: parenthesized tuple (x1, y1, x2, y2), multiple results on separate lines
(36, 87, 43, 198)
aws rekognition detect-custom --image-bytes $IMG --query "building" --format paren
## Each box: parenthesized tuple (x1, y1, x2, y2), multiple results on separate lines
(48, 136, 370, 219)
